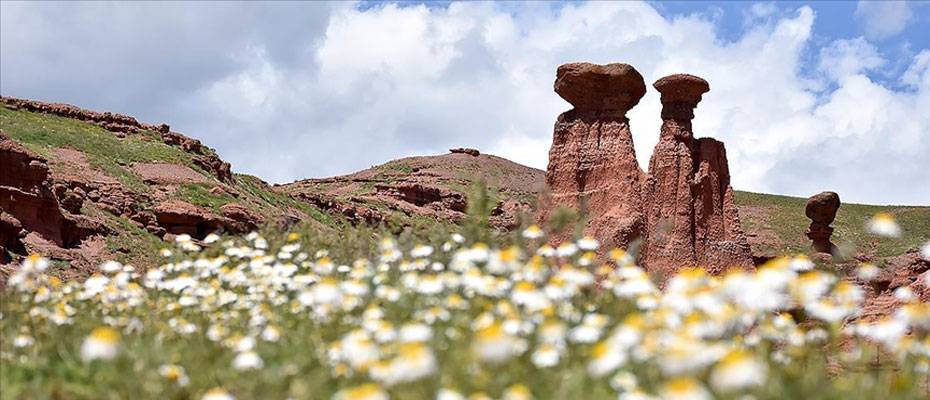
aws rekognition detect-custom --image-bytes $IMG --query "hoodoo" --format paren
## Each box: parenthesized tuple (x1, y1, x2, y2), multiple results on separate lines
(539, 63, 648, 250)
(541, 64, 754, 277)
(805, 191, 841, 254)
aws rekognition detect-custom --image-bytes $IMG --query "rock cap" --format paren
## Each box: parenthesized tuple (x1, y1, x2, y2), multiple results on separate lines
(554, 62, 646, 115)
(805, 191, 841, 225)
(653, 74, 710, 103)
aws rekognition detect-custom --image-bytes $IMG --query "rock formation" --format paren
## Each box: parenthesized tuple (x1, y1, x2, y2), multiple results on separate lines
(641, 73, 753, 276)
(805, 191, 840, 254)
(539, 62, 648, 250)
(0, 130, 104, 253)
(541, 64, 753, 276)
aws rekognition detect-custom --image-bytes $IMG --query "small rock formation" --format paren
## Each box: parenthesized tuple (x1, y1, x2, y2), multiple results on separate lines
(641, 74, 753, 276)
(449, 148, 480, 157)
(540, 62, 648, 249)
(805, 191, 840, 254)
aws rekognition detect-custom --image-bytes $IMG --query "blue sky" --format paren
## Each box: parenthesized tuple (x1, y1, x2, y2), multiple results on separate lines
(2, 1, 928, 204)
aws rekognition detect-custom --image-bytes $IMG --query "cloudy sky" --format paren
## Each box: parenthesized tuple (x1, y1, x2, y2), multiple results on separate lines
(2, 1, 928, 205)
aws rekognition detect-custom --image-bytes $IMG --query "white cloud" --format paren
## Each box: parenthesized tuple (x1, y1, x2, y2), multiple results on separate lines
(855, 1, 914, 40)
(818, 38, 885, 81)
(2, 2, 928, 205)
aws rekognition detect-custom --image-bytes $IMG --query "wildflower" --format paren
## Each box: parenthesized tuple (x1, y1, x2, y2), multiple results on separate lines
(522, 225, 544, 239)
(856, 263, 880, 280)
(473, 322, 520, 363)
(587, 340, 627, 377)
(921, 241, 930, 261)
(81, 326, 121, 361)
(99, 260, 123, 273)
(334, 383, 389, 400)
(159, 364, 190, 387)
(709, 350, 766, 392)
(610, 371, 638, 392)
(577, 236, 599, 251)
(893, 286, 914, 301)
(555, 243, 578, 258)
(232, 351, 263, 370)
(375, 342, 437, 385)
(411, 245, 434, 258)
(867, 212, 901, 237)
(202, 387, 235, 400)
(502, 384, 533, 400)
(658, 377, 711, 400)
(531, 344, 561, 368)
(789, 255, 814, 272)
(204, 233, 221, 244)
(438, 389, 467, 400)
(13, 334, 34, 348)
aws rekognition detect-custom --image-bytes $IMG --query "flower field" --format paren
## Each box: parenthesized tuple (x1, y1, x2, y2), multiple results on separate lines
(2, 223, 930, 400)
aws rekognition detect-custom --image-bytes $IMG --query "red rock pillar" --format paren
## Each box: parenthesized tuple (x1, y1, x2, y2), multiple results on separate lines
(540, 63, 647, 249)
(642, 74, 754, 276)
(641, 74, 707, 276)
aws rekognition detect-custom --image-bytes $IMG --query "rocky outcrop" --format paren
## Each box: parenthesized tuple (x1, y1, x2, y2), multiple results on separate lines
(1, 97, 232, 183)
(449, 148, 480, 157)
(152, 200, 225, 238)
(220, 203, 262, 233)
(376, 183, 467, 212)
(640, 74, 753, 276)
(539, 63, 648, 250)
(0, 131, 104, 255)
(805, 191, 840, 254)
(1, 96, 169, 136)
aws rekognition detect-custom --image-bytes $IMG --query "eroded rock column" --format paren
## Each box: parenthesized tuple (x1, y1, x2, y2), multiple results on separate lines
(806, 191, 840, 254)
(540, 63, 647, 249)
(642, 74, 752, 276)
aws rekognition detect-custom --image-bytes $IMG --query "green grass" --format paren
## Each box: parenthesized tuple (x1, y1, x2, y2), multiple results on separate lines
(734, 191, 930, 258)
(0, 108, 215, 193)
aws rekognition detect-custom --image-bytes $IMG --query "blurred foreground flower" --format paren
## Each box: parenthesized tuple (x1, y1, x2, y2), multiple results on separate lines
(80, 327, 120, 361)
(867, 212, 901, 237)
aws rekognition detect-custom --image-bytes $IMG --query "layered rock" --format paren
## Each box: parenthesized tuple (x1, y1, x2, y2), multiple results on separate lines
(540, 63, 648, 249)
(805, 191, 840, 254)
(0, 131, 104, 254)
(641, 74, 753, 276)
(1, 97, 232, 183)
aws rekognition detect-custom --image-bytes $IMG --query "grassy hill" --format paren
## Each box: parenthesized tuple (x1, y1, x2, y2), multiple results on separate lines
(735, 191, 929, 260)
(2, 101, 927, 274)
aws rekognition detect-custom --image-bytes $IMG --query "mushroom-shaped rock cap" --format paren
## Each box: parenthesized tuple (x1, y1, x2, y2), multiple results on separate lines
(805, 191, 841, 225)
(653, 74, 710, 103)
(554, 62, 646, 114)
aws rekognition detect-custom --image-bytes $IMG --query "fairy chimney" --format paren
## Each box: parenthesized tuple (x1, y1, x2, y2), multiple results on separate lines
(640, 74, 754, 276)
(539, 63, 648, 250)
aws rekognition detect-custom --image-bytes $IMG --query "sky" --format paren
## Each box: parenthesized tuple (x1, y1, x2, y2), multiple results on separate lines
(1, 1, 928, 205)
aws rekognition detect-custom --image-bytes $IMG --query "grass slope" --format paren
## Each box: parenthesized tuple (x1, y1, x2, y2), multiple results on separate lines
(735, 191, 930, 259)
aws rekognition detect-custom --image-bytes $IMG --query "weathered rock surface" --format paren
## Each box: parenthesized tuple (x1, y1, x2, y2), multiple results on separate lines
(641, 73, 753, 276)
(1, 96, 232, 183)
(0, 131, 105, 254)
(539, 62, 647, 250)
(805, 191, 840, 254)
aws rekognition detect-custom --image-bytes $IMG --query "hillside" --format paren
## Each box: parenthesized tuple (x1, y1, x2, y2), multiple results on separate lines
(278, 149, 545, 231)
(1, 97, 928, 276)
(0, 97, 337, 276)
